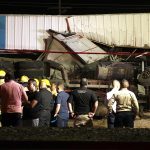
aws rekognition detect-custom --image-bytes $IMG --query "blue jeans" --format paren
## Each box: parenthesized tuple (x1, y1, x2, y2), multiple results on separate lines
(107, 112, 115, 129)
(57, 116, 68, 128)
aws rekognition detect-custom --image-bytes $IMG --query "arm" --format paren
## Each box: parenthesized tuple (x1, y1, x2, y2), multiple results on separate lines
(88, 100, 98, 118)
(30, 100, 38, 108)
(92, 100, 98, 114)
(68, 102, 74, 117)
(107, 95, 115, 113)
(21, 86, 28, 103)
(131, 93, 139, 115)
(67, 94, 74, 117)
(54, 104, 61, 117)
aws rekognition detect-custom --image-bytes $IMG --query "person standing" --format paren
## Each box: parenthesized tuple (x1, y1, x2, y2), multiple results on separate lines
(50, 82, 58, 127)
(108, 79, 139, 128)
(54, 82, 69, 128)
(31, 80, 53, 127)
(22, 78, 38, 127)
(0, 72, 28, 127)
(105, 80, 120, 128)
(68, 78, 98, 127)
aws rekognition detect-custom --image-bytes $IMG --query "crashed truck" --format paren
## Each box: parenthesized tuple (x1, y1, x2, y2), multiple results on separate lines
(0, 14, 150, 117)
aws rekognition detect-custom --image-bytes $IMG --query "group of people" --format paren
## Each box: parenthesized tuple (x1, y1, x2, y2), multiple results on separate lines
(0, 69, 140, 128)
(106, 79, 139, 128)
(0, 70, 98, 128)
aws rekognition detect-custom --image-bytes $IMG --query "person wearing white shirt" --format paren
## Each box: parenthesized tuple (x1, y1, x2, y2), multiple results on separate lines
(105, 80, 120, 128)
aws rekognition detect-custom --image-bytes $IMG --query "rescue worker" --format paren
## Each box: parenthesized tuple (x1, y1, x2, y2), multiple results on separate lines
(41, 78, 51, 91)
(0, 70, 6, 85)
(19, 75, 29, 91)
(31, 80, 53, 127)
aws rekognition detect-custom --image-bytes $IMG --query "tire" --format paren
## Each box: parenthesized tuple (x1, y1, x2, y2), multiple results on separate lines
(0, 61, 15, 75)
(16, 69, 44, 78)
(15, 61, 44, 69)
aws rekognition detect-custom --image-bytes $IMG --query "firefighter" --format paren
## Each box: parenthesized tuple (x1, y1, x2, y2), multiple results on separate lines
(0, 70, 6, 85)
(41, 78, 51, 91)
(19, 75, 29, 91)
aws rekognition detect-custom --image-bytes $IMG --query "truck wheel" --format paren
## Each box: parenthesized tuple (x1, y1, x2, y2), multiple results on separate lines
(0, 61, 14, 70)
(15, 61, 44, 69)
(16, 69, 44, 78)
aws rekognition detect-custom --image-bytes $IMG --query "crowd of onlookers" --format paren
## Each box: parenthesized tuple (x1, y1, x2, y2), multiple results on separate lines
(0, 69, 140, 128)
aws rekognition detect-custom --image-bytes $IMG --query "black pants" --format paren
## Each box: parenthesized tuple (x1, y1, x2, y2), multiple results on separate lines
(1, 113, 22, 127)
(115, 111, 135, 128)
(39, 110, 51, 127)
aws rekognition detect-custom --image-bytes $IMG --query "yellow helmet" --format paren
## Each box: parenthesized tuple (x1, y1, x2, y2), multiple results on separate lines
(41, 79, 51, 87)
(0, 70, 6, 77)
(20, 75, 29, 83)
(34, 78, 39, 86)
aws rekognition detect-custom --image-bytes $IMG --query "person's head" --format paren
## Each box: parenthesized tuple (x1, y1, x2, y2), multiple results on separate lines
(51, 82, 57, 91)
(41, 78, 51, 89)
(57, 82, 64, 93)
(0, 70, 6, 78)
(20, 75, 29, 83)
(27, 78, 37, 92)
(51, 82, 58, 96)
(121, 79, 129, 88)
(112, 80, 120, 90)
(0, 70, 6, 85)
(80, 78, 88, 87)
(5, 72, 15, 82)
(39, 80, 47, 90)
(19, 75, 29, 87)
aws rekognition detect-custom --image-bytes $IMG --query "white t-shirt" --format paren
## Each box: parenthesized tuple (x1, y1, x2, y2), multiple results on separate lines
(106, 88, 119, 113)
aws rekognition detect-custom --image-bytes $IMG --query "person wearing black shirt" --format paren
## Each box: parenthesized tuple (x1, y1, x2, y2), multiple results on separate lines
(68, 78, 98, 127)
(22, 79, 38, 127)
(31, 80, 53, 127)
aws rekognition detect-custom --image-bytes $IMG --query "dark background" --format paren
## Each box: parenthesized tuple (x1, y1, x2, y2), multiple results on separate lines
(0, 0, 150, 15)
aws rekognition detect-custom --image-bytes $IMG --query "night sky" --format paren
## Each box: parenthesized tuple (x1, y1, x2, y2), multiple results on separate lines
(0, 0, 150, 15)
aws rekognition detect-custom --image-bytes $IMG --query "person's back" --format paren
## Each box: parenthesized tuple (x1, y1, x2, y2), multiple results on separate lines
(0, 72, 28, 127)
(54, 83, 69, 127)
(68, 78, 98, 127)
(106, 80, 120, 128)
(108, 79, 139, 128)
(0, 74, 28, 113)
(113, 80, 139, 113)
(71, 87, 96, 115)
(37, 88, 52, 110)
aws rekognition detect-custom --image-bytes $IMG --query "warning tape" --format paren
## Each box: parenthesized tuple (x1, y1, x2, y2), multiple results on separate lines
(0, 49, 149, 56)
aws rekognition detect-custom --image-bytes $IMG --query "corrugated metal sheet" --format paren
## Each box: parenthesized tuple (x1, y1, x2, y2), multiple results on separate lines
(68, 13, 150, 48)
(49, 34, 107, 64)
(1, 13, 150, 50)
(5, 15, 67, 50)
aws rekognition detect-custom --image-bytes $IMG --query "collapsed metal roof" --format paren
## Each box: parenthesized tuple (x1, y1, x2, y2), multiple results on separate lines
(42, 30, 108, 73)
